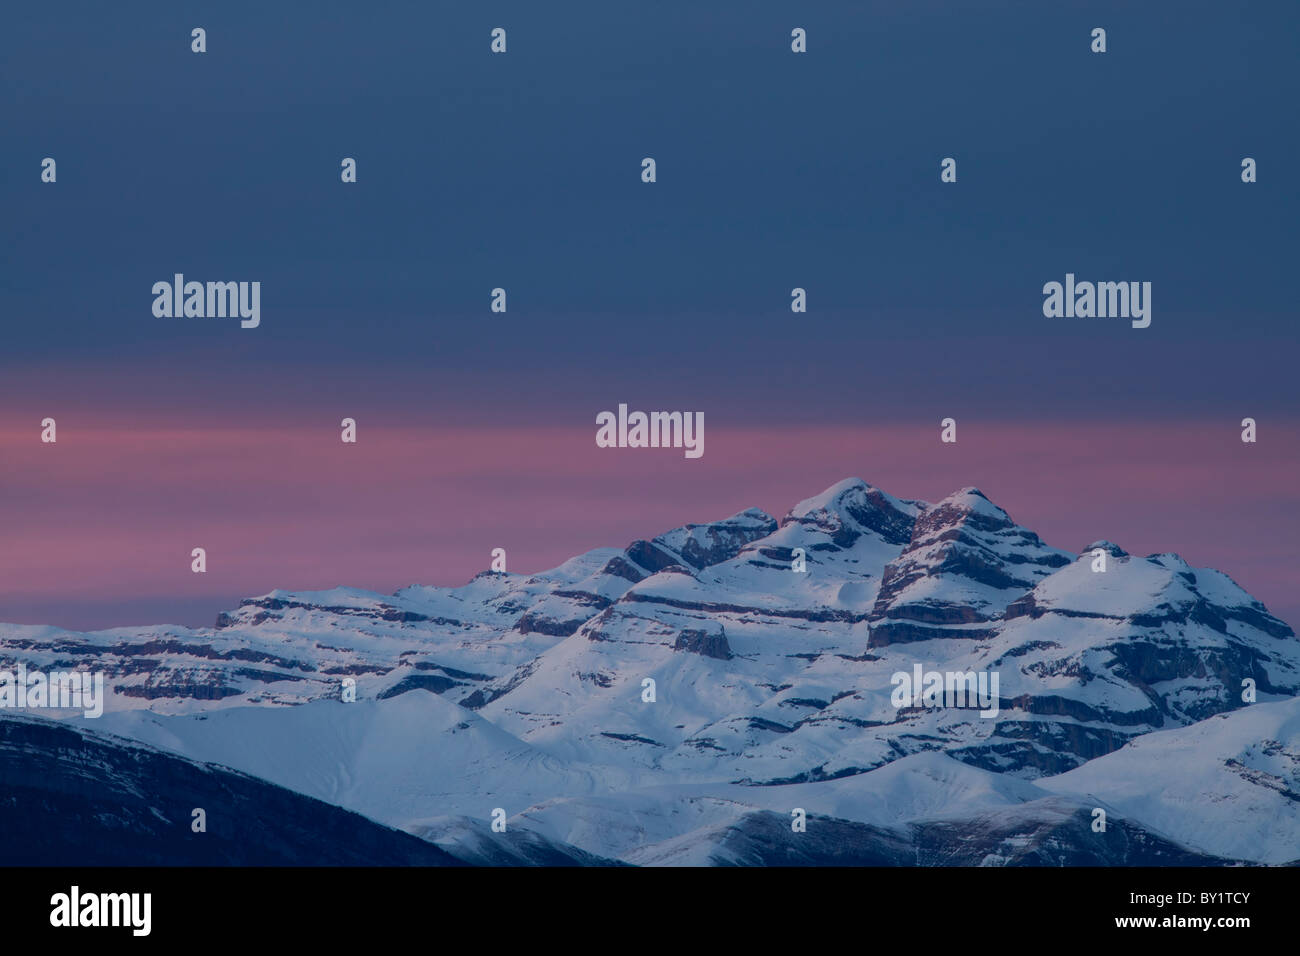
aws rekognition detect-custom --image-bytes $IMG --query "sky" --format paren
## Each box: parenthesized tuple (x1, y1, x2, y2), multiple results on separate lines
(2, 0, 1297, 629)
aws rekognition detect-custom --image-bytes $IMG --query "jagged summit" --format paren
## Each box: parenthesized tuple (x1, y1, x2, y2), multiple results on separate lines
(782, 478, 921, 548)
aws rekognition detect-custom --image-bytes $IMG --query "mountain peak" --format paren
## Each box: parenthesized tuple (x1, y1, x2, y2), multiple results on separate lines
(783, 478, 921, 548)
(788, 477, 873, 516)
(926, 487, 1011, 525)
(1084, 540, 1128, 557)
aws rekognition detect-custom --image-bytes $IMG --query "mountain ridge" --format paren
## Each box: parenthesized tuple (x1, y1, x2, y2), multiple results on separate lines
(2, 477, 1294, 864)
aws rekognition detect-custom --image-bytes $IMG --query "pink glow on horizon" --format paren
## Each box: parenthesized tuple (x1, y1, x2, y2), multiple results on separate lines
(2, 419, 1296, 631)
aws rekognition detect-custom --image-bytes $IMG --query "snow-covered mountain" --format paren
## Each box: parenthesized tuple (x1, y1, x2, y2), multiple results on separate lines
(2, 477, 1295, 865)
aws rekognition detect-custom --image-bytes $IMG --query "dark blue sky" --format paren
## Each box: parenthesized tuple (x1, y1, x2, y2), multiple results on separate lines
(3, 1, 1299, 631)
(4, 0, 1296, 427)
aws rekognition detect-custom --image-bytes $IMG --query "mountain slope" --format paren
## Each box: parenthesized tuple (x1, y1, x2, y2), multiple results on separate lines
(0, 714, 465, 866)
